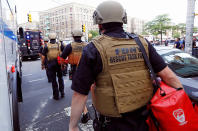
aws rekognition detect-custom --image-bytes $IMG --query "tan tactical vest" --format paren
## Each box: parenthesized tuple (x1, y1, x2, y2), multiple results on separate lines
(47, 43, 61, 61)
(92, 35, 153, 117)
(68, 42, 87, 65)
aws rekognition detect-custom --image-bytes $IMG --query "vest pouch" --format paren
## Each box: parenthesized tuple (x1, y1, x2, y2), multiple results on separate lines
(69, 52, 81, 65)
(110, 70, 153, 114)
(47, 44, 60, 61)
(93, 86, 121, 117)
(68, 42, 86, 65)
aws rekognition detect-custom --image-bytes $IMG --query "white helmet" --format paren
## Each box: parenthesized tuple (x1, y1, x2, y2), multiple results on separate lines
(59, 38, 63, 42)
(93, 1, 127, 25)
(72, 29, 83, 37)
(43, 37, 49, 42)
(48, 33, 57, 39)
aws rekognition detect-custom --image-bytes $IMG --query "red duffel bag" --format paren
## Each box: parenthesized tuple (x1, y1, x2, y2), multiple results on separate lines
(57, 56, 65, 65)
(147, 81, 198, 131)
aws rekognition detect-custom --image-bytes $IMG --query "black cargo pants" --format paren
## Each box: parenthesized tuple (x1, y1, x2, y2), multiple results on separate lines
(48, 62, 64, 97)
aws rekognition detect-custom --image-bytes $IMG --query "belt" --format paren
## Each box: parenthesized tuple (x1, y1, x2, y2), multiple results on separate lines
(99, 105, 148, 122)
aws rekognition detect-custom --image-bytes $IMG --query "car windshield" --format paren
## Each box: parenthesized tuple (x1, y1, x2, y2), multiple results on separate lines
(159, 49, 198, 77)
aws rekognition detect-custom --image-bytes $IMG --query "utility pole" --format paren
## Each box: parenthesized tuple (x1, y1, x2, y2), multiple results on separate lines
(185, 0, 196, 54)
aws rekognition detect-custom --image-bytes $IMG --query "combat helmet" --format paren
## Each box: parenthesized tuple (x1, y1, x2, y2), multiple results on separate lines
(48, 33, 57, 39)
(93, 1, 127, 25)
(72, 29, 83, 37)
(43, 37, 49, 42)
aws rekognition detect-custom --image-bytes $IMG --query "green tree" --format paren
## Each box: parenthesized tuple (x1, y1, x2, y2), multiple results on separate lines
(88, 30, 99, 41)
(173, 32, 180, 38)
(171, 23, 186, 38)
(193, 27, 198, 33)
(145, 14, 171, 43)
(171, 25, 179, 38)
(178, 23, 186, 36)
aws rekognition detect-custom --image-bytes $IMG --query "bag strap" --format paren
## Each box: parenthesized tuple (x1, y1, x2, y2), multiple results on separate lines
(126, 32, 165, 96)
(92, 104, 99, 121)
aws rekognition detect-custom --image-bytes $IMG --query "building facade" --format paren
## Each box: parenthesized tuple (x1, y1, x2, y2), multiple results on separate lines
(123, 16, 132, 33)
(18, 21, 40, 30)
(39, 2, 98, 40)
(131, 18, 145, 35)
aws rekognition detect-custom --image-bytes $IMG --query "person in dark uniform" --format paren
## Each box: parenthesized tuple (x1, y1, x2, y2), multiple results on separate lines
(61, 29, 87, 80)
(39, 37, 51, 82)
(42, 33, 65, 100)
(60, 29, 90, 124)
(69, 1, 183, 131)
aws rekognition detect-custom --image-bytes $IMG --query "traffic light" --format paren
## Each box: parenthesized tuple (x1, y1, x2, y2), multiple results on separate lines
(82, 24, 85, 32)
(27, 13, 32, 22)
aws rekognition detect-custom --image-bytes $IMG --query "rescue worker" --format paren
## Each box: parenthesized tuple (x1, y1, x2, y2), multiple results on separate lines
(39, 37, 51, 82)
(60, 29, 90, 124)
(69, 1, 183, 131)
(42, 33, 65, 100)
(61, 29, 87, 80)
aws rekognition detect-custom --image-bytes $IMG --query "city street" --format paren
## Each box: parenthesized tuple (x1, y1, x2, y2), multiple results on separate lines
(19, 59, 94, 131)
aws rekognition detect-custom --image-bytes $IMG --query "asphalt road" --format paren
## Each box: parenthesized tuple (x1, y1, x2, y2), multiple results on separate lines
(19, 59, 94, 131)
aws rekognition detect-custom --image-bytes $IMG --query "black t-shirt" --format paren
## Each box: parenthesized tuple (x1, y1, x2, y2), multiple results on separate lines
(175, 41, 181, 49)
(72, 27, 167, 95)
(61, 44, 72, 59)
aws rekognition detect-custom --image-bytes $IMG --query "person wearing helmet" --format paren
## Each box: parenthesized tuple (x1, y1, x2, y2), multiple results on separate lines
(61, 29, 87, 80)
(69, 1, 183, 131)
(39, 37, 51, 82)
(42, 33, 65, 100)
(60, 29, 90, 123)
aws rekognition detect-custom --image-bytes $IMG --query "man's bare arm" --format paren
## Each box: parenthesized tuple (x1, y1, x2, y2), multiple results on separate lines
(157, 66, 183, 88)
(69, 91, 88, 131)
(41, 55, 45, 70)
(41, 55, 45, 65)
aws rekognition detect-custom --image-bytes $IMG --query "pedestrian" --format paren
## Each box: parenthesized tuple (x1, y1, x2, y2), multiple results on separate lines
(181, 37, 185, 50)
(42, 33, 65, 100)
(39, 37, 51, 82)
(193, 37, 196, 48)
(165, 39, 168, 46)
(174, 37, 182, 49)
(60, 29, 90, 124)
(69, 1, 183, 131)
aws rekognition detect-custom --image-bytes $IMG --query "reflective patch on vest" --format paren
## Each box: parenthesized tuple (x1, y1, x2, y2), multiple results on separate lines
(73, 46, 83, 52)
(109, 46, 143, 64)
(49, 46, 58, 49)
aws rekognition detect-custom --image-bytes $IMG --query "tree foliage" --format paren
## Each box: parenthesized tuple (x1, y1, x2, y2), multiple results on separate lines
(145, 14, 171, 37)
(171, 23, 186, 37)
(88, 30, 99, 41)
(194, 27, 198, 33)
(178, 23, 186, 35)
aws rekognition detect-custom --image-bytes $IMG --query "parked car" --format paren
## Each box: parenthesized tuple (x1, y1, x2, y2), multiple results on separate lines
(155, 46, 198, 101)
